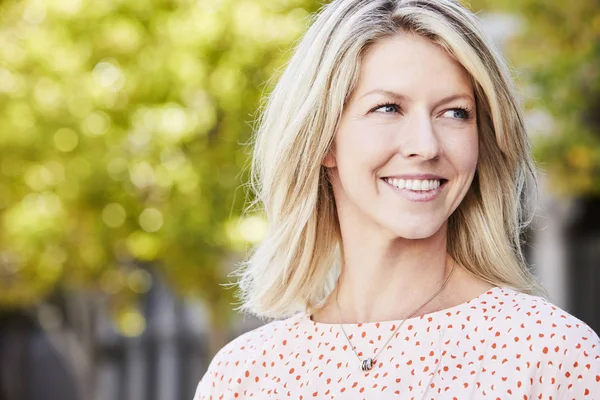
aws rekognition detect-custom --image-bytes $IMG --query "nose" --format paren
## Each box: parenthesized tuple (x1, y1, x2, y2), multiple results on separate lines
(398, 111, 441, 161)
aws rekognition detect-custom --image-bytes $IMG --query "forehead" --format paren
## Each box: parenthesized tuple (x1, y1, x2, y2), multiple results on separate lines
(354, 33, 473, 98)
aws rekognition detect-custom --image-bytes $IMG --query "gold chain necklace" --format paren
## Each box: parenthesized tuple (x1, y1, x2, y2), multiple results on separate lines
(335, 260, 456, 371)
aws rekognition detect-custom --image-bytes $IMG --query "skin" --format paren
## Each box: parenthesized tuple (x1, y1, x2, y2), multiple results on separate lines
(313, 33, 494, 324)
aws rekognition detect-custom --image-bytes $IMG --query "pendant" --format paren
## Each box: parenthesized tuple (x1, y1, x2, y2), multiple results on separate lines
(360, 358, 374, 371)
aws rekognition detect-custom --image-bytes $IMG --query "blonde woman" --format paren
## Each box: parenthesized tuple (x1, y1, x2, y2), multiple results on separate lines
(195, 0, 600, 398)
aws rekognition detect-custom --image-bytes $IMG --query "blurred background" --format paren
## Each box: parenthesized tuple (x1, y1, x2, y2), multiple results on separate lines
(0, 0, 598, 399)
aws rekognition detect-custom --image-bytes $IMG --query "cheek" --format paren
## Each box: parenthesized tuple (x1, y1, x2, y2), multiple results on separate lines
(467, 136, 479, 170)
(335, 122, 395, 169)
(444, 131, 479, 172)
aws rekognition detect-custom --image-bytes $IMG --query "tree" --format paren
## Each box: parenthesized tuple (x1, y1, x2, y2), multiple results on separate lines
(0, 0, 321, 340)
(467, 0, 600, 195)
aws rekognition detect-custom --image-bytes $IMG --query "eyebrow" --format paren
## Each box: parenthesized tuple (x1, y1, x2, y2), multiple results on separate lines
(359, 89, 475, 108)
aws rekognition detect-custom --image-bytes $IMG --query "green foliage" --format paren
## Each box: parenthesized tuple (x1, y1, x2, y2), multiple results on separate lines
(467, 0, 600, 195)
(0, 0, 320, 328)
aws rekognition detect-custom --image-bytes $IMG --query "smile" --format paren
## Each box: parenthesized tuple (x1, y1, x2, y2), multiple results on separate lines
(382, 177, 443, 191)
(381, 177, 448, 202)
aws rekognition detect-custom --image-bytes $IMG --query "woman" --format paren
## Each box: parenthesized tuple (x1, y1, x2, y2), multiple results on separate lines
(195, 0, 600, 398)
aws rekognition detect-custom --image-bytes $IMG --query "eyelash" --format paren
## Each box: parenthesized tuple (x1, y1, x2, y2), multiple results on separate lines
(371, 102, 473, 120)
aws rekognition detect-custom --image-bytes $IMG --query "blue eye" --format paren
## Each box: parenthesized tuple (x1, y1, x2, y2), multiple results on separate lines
(372, 103, 400, 113)
(443, 108, 471, 120)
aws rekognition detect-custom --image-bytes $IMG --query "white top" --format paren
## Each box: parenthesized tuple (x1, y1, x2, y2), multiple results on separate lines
(195, 286, 600, 399)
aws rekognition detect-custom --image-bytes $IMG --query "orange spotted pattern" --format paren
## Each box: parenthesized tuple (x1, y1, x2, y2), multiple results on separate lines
(195, 287, 600, 399)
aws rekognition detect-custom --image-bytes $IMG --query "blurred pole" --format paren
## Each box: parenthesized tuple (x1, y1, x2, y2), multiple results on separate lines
(530, 175, 573, 309)
(150, 272, 179, 400)
(0, 313, 29, 400)
(124, 336, 145, 400)
(565, 198, 600, 333)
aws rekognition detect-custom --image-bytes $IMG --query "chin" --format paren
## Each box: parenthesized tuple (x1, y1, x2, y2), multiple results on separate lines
(385, 220, 444, 240)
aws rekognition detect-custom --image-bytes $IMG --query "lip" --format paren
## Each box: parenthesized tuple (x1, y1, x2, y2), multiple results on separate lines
(382, 173, 446, 180)
(381, 177, 447, 202)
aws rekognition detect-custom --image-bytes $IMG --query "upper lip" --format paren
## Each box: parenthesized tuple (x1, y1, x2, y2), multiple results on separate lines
(382, 174, 447, 180)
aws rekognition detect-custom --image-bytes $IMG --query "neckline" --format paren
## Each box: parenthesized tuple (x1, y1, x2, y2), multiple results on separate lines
(305, 286, 508, 327)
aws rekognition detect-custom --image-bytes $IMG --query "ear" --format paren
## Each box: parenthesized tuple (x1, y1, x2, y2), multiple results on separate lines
(322, 145, 337, 168)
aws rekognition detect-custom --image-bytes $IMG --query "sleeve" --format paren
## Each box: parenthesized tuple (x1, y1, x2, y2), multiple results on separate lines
(193, 346, 233, 400)
(555, 327, 600, 399)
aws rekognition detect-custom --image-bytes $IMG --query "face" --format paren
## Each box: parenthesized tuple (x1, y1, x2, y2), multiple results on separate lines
(323, 33, 479, 240)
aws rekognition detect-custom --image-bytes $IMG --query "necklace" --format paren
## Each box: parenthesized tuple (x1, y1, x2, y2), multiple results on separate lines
(335, 259, 456, 371)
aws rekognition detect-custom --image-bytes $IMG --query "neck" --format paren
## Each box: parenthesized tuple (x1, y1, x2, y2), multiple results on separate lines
(314, 223, 457, 324)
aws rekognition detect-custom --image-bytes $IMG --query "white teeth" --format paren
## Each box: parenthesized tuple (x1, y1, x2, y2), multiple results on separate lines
(384, 178, 442, 191)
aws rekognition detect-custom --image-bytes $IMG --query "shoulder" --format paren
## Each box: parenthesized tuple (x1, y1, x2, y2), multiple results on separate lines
(193, 313, 306, 399)
(489, 287, 599, 396)
(493, 287, 599, 347)
(213, 312, 306, 361)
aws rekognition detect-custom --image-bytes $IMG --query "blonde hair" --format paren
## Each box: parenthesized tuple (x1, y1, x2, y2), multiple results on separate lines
(236, 0, 547, 319)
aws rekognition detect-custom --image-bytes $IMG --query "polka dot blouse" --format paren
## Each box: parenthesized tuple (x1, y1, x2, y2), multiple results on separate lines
(194, 286, 600, 399)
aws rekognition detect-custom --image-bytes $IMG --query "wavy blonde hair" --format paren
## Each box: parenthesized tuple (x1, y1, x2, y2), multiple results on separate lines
(236, 0, 547, 319)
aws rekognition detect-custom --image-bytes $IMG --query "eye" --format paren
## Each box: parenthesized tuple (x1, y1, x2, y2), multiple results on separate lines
(372, 102, 400, 114)
(442, 107, 472, 120)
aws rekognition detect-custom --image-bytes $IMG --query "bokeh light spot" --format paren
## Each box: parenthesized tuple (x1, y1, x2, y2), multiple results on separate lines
(106, 157, 129, 181)
(83, 111, 111, 136)
(53, 128, 79, 152)
(127, 269, 152, 294)
(116, 307, 146, 337)
(102, 203, 126, 228)
(92, 60, 125, 91)
(238, 215, 268, 244)
(139, 208, 163, 233)
(130, 162, 155, 188)
(126, 231, 161, 260)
